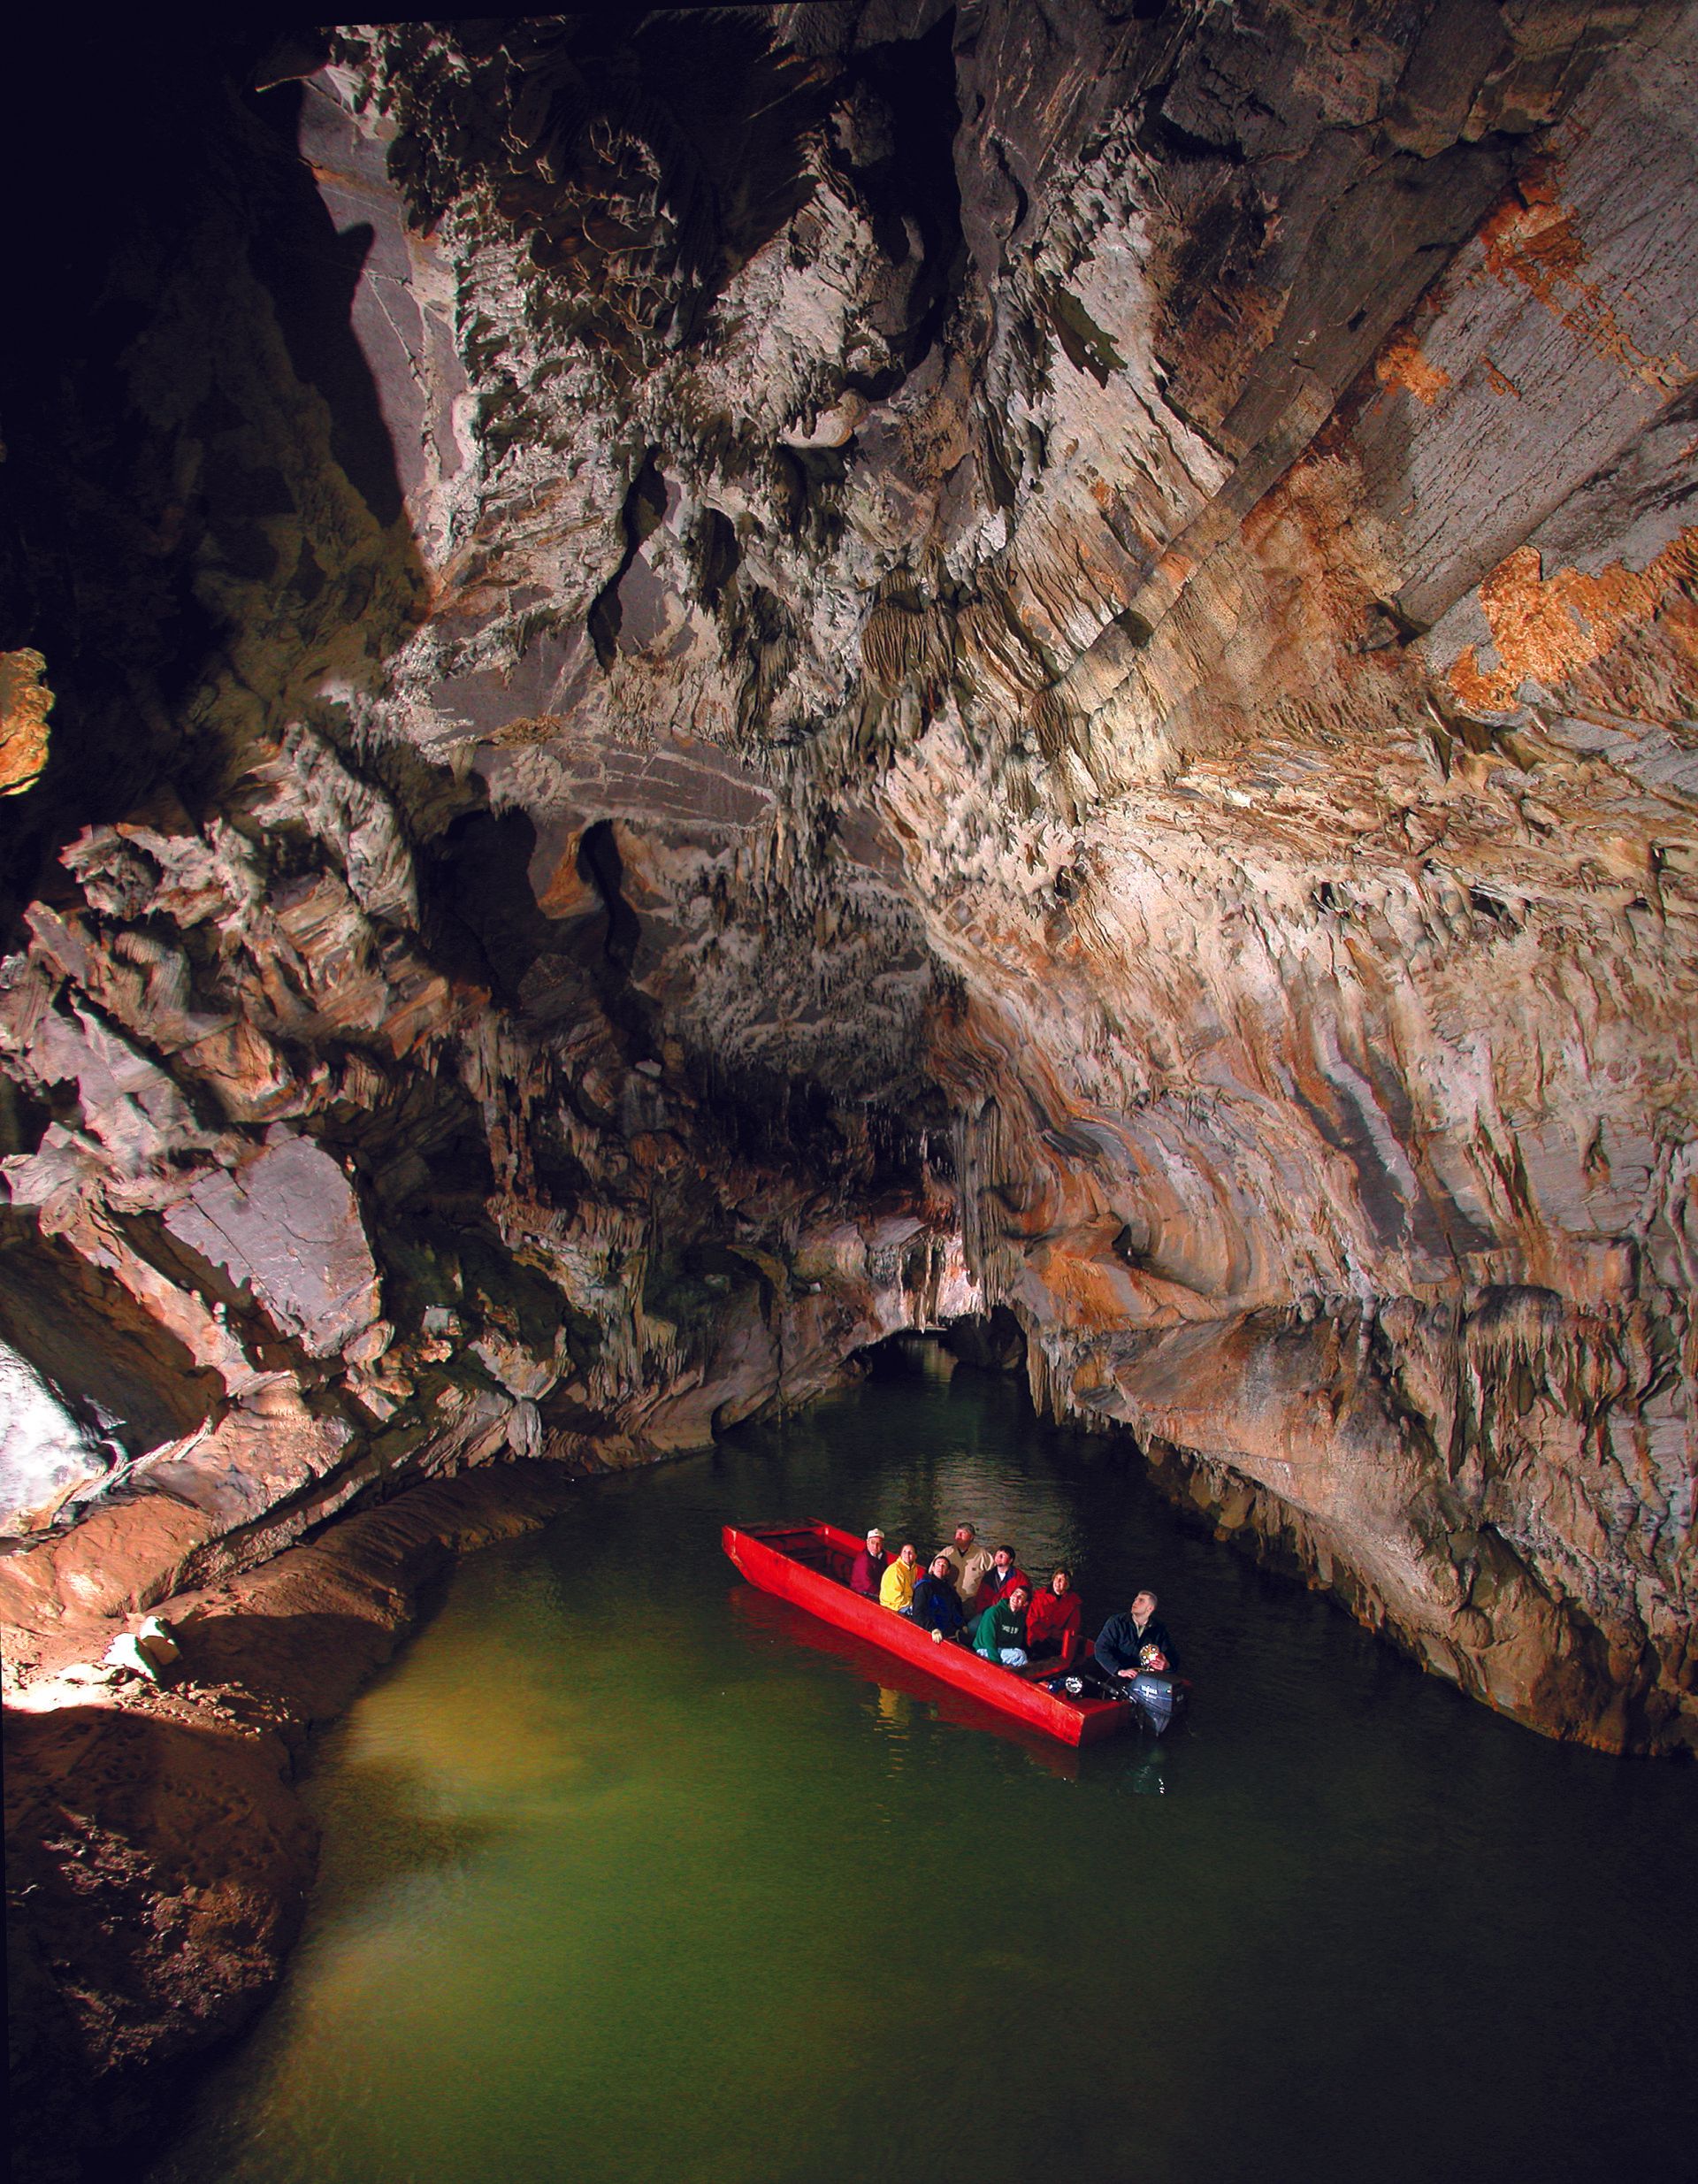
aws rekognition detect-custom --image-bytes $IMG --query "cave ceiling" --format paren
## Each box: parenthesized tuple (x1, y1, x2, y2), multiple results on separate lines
(1, 2, 1695, 1751)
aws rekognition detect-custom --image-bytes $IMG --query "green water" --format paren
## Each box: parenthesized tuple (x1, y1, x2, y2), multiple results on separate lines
(150, 1347, 1697, 2184)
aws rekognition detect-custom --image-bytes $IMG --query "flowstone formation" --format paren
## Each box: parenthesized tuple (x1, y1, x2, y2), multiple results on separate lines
(4, 0, 1696, 1807)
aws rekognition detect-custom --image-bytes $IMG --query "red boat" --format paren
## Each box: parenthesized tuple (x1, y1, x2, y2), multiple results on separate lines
(721, 1519, 1134, 1748)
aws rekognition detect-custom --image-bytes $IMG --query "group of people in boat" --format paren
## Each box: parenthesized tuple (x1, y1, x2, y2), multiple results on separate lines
(847, 1521, 1176, 1693)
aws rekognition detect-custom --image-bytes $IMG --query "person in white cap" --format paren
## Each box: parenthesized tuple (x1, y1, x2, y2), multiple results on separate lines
(849, 1527, 888, 1598)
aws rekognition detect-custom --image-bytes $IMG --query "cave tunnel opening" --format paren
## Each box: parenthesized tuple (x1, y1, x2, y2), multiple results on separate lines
(856, 1306, 1029, 1386)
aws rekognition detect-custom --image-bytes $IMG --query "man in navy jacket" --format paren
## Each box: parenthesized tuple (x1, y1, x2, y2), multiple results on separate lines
(1093, 1590, 1178, 1679)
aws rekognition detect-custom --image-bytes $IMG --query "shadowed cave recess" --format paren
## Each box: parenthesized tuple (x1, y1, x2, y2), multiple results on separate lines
(2, 5, 1696, 2173)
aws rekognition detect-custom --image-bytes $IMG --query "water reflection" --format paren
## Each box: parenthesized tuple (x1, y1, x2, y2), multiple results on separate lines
(728, 1582, 1085, 1779)
(873, 1683, 910, 1735)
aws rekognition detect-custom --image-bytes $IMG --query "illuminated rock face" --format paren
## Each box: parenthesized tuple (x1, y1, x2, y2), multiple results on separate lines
(2, 5, 1695, 1753)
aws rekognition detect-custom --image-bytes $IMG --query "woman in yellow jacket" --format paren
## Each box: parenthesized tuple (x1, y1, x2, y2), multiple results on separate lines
(879, 1541, 923, 1613)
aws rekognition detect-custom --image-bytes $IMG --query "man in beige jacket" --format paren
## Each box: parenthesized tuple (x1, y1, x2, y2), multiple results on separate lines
(938, 1522, 997, 1606)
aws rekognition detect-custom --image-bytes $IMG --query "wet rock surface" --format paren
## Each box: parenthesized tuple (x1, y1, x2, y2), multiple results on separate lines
(1, 5, 1695, 2164)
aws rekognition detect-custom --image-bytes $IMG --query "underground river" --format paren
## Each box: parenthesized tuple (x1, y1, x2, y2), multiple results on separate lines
(148, 1345, 1698, 2184)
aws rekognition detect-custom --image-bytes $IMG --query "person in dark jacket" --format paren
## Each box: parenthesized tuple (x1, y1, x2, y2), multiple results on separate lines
(910, 1553, 968, 1642)
(1092, 1589, 1178, 1682)
(849, 1528, 888, 1598)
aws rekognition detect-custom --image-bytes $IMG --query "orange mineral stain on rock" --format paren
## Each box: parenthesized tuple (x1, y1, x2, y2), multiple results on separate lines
(534, 850, 598, 919)
(1478, 164, 1691, 395)
(1374, 326, 1450, 407)
(0, 648, 53, 796)
(1449, 531, 1698, 710)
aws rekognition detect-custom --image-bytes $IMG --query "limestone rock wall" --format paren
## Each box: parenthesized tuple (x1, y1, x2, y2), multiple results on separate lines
(2, 4, 1694, 1752)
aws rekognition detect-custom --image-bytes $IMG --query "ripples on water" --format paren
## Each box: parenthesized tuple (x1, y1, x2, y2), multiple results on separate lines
(149, 1345, 1698, 2184)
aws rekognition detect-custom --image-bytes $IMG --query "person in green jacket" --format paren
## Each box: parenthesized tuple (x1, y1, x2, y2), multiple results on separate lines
(974, 1582, 1032, 1667)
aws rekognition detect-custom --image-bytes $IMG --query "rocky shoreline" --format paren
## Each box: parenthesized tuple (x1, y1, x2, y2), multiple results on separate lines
(4, 1459, 597, 2184)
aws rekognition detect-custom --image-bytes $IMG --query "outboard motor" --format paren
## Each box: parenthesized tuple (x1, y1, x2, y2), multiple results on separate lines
(1128, 1672, 1180, 1736)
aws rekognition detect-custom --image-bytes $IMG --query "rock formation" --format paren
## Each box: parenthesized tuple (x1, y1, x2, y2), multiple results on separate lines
(3, 4, 1696, 2161)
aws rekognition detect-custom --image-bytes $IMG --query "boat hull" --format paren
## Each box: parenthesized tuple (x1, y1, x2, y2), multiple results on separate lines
(722, 1520, 1132, 1748)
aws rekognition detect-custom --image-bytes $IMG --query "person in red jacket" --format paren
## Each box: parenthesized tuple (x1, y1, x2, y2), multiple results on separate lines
(1025, 1567, 1082, 1669)
(978, 1544, 1033, 1610)
(849, 1528, 888, 1598)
